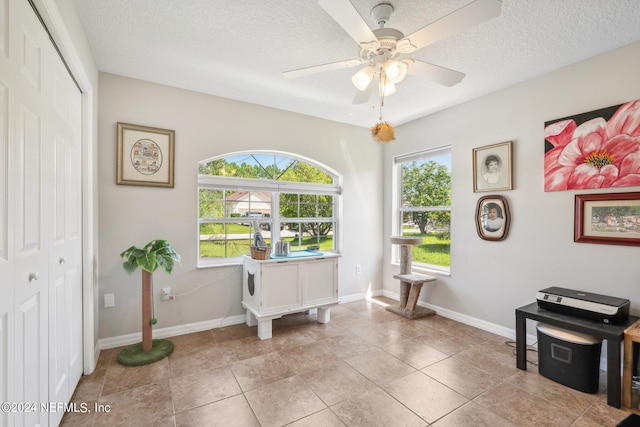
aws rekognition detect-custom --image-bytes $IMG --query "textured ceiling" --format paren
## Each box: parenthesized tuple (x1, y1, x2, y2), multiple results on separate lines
(73, 0, 640, 128)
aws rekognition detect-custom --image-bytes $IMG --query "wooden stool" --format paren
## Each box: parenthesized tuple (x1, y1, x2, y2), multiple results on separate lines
(623, 320, 640, 408)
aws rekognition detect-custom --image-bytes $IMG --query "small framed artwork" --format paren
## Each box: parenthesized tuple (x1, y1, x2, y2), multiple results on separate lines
(117, 122, 175, 187)
(473, 140, 513, 192)
(574, 192, 640, 246)
(475, 195, 511, 241)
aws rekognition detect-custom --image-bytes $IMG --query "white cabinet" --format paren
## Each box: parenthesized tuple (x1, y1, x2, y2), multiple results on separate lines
(301, 259, 337, 306)
(261, 262, 301, 313)
(242, 254, 338, 339)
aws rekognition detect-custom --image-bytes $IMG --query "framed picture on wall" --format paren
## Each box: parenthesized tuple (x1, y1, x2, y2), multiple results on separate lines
(545, 99, 640, 192)
(117, 122, 175, 187)
(475, 195, 511, 241)
(473, 141, 513, 192)
(574, 192, 640, 246)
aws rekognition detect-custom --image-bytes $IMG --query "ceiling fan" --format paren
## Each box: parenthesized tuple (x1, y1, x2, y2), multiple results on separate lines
(283, 0, 502, 104)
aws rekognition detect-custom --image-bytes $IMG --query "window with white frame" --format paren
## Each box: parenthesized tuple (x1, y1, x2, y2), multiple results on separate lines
(197, 152, 341, 266)
(394, 146, 451, 273)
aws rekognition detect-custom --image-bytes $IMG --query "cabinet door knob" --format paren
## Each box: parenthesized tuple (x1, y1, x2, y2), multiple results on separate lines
(29, 272, 40, 281)
(59, 256, 67, 264)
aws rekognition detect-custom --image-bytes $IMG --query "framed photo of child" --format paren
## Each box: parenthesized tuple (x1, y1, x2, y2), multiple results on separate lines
(475, 195, 511, 241)
(473, 141, 513, 192)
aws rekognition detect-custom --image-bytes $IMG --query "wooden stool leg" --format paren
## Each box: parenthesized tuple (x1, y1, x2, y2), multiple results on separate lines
(624, 336, 633, 408)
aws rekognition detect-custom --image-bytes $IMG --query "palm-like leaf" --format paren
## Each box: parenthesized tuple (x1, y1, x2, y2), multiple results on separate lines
(120, 240, 181, 275)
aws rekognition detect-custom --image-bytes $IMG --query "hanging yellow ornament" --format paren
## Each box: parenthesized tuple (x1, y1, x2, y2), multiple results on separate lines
(370, 70, 396, 144)
(370, 121, 395, 144)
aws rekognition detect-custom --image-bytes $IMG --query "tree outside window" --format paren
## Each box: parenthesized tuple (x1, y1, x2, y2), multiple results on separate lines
(396, 147, 451, 271)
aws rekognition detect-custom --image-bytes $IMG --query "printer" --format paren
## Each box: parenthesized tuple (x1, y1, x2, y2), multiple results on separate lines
(536, 286, 630, 325)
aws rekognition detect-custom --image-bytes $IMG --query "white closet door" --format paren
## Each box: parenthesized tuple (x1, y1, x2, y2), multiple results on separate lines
(0, 67, 14, 427)
(11, 1, 51, 425)
(47, 47, 83, 426)
(0, 1, 83, 426)
(0, 2, 13, 425)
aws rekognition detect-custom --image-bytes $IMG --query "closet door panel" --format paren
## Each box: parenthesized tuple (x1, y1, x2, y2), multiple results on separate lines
(0, 5, 14, 424)
(48, 57, 83, 417)
(13, 98, 49, 427)
(0, 310, 10, 427)
(0, 80, 9, 272)
(15, 294, 47, 427)
(0, 0, 7, 58)
(13, 2, 51, 416)
(0, 79, 12, 427)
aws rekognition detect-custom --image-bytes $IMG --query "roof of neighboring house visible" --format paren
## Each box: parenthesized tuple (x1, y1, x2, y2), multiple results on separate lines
(227, 191, 272, 202)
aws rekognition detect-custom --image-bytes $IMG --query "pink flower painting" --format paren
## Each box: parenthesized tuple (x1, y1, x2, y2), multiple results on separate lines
(544, 100, 640, 191)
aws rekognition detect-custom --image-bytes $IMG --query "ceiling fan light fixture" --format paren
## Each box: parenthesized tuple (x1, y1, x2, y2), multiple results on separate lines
(352, 66, 375, 91)
(383, 59, 407, 83)
(379, 77, 396, 96)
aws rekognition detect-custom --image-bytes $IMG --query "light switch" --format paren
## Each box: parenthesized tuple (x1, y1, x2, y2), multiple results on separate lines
(104, 293, 115, 308)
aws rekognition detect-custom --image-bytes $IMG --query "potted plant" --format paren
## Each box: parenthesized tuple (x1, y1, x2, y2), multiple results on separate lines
(118, 239, 181, 365)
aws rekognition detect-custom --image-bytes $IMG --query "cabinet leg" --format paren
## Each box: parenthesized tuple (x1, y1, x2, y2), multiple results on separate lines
(246, 310, 258, 327)
(257, 319, 272, 340)
(317, 307, 330, 324)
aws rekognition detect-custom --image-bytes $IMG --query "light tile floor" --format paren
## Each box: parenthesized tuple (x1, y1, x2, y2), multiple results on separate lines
(61, 297, 636, 426)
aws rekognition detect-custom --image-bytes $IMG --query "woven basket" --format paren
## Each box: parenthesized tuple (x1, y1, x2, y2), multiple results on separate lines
(250, 246, 271, 260)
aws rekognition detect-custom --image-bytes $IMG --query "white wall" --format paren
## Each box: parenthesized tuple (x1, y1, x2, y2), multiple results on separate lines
(385, 42, 640, 333)
(97, 73, 383, 340)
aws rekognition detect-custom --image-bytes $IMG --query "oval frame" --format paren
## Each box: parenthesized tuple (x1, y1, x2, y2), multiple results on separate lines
(475, 195, 511, 241)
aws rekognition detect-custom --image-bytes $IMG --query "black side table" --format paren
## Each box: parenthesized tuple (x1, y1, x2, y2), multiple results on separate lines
(516, 302, 638, 408)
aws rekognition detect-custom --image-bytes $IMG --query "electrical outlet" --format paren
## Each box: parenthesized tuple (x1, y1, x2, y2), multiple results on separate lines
(356, 265, 362, 275)
(161, 287, 171, 301)
(104, 293, 115, 308)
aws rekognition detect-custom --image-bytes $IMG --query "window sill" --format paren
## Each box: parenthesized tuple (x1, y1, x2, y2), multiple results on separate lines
(197, 260, 243, 269)
(391, 262, 451, 278)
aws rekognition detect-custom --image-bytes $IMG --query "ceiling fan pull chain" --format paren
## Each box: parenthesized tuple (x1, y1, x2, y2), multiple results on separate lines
(378, 70, 387, 121)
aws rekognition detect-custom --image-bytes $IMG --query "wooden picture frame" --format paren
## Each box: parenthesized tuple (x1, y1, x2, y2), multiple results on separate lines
(574, 192, 640, 246)
(475, 195, 511, 241)
(473, 141, 513, 192)
(117, 122, 175, 187)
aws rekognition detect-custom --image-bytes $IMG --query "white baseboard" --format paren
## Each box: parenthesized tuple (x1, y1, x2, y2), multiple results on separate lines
(98, 290, 521, 351)
(380, 290, 612, 371)
(339, 289, 383, 304)
(98, 314, 246, 350)
(98, 290, 382, 350)
(381, 289, 535, 345)
(99, 291, 611, 371)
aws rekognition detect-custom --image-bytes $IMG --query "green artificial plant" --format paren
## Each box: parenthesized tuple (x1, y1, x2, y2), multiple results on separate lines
(118, 240, 181, 364)
(121, 239, 181, 276)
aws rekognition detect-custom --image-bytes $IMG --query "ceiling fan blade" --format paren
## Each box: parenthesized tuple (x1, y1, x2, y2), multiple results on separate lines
(399, 0, 501, 53)
(283, 59, 363, 79)
(406, 60, 465, 87)
(318, 0, 380, 50)
(352, 75, 376, 104)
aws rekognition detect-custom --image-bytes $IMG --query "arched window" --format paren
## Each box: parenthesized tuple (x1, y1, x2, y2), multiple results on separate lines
(197, 151, 342, 266)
